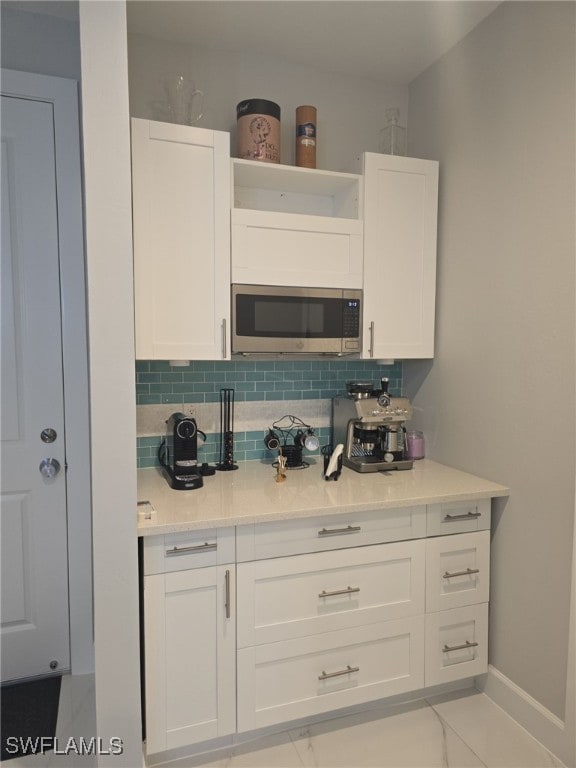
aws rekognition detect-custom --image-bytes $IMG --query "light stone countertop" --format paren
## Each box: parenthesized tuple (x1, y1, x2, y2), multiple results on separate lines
(137, 459, 509, 536)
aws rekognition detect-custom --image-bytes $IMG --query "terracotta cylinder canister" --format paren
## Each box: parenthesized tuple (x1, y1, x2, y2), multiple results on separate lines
(295, 105, 317, 168)
(236, 99, 281, 163)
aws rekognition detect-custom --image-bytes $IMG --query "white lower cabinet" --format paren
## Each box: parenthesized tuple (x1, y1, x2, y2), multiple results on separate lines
(142, 499, 492, 758)
(237, 616, 425, 732)
(143, 564, 236, 755)
(425, 531, 490, 612)
(237, 539, 425, 646)
(236, 505, 426, 561)
(424, 603, 489, 687)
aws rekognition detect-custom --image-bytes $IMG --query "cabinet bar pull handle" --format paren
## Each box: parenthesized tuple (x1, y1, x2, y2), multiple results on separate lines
(318, 665, 359, 681)
(442, 640, 479, 653)
(165, 542, 217, 556)
(225, 569, 231, 619)
(443, 511, 481, 522)
(318, 525, 361, 537)
(369, 321, 375, 358)
(319, 586, 360, 598)
(221, 318, 227, 359)
(443, 568, 480, 579)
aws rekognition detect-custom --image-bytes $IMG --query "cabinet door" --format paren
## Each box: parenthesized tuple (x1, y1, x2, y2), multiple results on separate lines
(427, 498, 491, 537)
(363, 153, 438, 359)
(236, 505, 426, 561)
(144, 566, 236, 755)
(426, 531, 490, 613)
(425, 603, 488, 687)
(237, 616, 425, 732)
(131, 119, 230, 360)
(231, 210, 363, 289)
(237, 540, 425, 646)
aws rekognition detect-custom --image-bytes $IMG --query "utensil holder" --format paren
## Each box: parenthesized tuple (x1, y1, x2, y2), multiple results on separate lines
(216, 388, 238, 471)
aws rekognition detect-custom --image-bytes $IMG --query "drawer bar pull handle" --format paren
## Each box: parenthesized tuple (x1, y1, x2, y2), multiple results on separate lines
(165, 542, 217, 556)
(225, 569, 231, 619)
(318, 525, 361, 537)
(443, 568, 480, 579)
(318, 665, 359, 681)
(442, 640, 479, 653)
(319, 586, 360, 598)
(443, 511, 481, 522)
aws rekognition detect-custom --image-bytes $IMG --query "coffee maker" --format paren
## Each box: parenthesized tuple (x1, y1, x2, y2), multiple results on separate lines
(158, 412, 205, 490)
(332, 380, 414, 473)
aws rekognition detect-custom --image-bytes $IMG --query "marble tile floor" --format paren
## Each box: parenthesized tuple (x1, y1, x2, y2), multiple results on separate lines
(1, 679, 565, 768)
(156, 690, 565, 768)
(2, 673, 97, 768)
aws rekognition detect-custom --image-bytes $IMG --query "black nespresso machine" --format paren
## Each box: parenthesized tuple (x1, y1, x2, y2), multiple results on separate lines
(158, 413, 205, 490)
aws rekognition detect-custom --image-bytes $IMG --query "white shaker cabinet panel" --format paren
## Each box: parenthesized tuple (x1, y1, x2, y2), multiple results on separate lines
(362, 153, 438, 359)
(143, 526, 236, 576)
(425, 603, 488, 687)
(231, 210, 363, 289)
(426, 531, 490, 612)
(237, 616, 425, 732)
(144, 566, 236, 755)
(427, 498, 491, 537)
(237, 539, 425, 646)
(236, 505, 427, 561)
(131, 119, 231, 360)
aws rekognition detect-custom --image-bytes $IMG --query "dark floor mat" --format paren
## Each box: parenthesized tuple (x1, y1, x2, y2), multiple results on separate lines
(1, 675, 61, 760)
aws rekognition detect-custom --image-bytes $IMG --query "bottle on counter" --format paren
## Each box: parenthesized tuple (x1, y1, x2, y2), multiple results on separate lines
(295, 105, 317, 168)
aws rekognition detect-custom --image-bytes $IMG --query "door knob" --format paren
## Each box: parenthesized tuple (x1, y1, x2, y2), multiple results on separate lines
(39, 458, 61, 479)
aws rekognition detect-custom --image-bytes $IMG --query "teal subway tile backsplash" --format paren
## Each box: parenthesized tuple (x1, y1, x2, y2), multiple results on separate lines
(137, 427, 334, 468)
(136, 359, 403, 468)
(136, 359, 402, 405)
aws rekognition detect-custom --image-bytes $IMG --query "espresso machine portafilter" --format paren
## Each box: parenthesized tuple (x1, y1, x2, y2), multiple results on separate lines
(332, 380, 414, 473)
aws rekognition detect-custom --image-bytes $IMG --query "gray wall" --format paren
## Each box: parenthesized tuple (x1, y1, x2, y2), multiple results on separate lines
(405, 1, 575, 719)
(127, 32, 408, 173)
(1, 3, 80, 79)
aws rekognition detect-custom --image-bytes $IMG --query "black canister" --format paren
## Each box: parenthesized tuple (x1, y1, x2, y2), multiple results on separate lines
(236, 99, 280, 163)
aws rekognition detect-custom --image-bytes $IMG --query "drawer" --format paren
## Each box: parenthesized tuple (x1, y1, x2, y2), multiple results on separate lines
(426, 531, 490, 612)
(143, 527, 235, 575)
(237, 616, 425, 732)
(237, 540, 425, 647)
(426, 499, 491, 536)
(424, 603, 488, 687)
(236, 506, 426, 562)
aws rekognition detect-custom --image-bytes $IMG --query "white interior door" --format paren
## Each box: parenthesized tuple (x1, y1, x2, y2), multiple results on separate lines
(1, 93, 70, 681)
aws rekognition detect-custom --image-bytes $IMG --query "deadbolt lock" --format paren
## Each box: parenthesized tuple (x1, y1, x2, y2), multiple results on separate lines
(41, 428, 57, 443)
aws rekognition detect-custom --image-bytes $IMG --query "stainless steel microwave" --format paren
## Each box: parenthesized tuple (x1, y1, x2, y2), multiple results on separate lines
(231, 284, 362, 356)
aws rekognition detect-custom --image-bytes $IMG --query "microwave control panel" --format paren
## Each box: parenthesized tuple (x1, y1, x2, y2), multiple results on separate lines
(343, 299, 361, 338)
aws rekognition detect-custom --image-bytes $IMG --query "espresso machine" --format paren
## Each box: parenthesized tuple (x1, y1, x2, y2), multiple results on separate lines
(158, 413, 205, 490)
(332, 380, 414, 472)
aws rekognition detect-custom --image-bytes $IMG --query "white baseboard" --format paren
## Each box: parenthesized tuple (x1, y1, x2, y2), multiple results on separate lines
(477, 665, 573, 767)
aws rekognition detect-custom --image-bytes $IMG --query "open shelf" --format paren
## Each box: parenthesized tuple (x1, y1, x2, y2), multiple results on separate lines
(232, 158, 362, 220)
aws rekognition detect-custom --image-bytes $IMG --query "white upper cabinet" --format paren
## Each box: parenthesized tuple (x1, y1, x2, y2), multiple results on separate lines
(362, 153, 438, 359)
(231, 159, 363, 289)
(131, 119, 231, 360)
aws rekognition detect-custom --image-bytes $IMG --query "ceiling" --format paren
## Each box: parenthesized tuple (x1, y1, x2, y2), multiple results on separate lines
(126, 1, 502, 85)
(7, 0, 502, 85)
